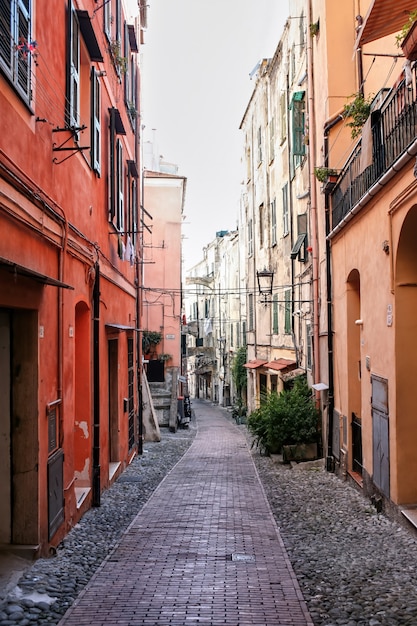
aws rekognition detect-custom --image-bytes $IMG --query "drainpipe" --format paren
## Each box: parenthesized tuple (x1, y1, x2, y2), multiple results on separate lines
(136, 256, 143, 455)
(306, 0, 320, 393)
(92, 262, 100, 507)
(322, 113, 343, 466)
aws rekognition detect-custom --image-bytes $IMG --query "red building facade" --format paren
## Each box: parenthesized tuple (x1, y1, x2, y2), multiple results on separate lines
(0, 0, 146, 556)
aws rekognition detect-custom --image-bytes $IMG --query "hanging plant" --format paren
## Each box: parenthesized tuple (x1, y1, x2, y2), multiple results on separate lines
(158, 353, 172, 362)
(395, 9, 417, 47)
(142, 330, 162, 354)
(342, 92, 373, 139)
(109, 40, 128, 75)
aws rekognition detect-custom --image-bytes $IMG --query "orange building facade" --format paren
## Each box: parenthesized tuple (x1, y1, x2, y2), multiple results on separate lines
(0, 0, 146, 555)
(141, 168, 186, 428)
(311, 0, 417, 517)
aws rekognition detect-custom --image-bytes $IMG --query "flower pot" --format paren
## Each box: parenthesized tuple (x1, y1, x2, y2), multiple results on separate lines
(401, 21, 417, 60)
(323, 174, 338, 193)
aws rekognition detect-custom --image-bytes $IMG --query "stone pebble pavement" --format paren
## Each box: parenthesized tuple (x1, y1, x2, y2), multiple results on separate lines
(1, 399, 417, 625)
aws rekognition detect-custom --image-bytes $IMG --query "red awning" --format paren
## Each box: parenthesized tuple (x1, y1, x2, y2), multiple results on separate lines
(264, 358, 297, 372)
(243, 359, 267, 369)
(355, 0, 416, 47)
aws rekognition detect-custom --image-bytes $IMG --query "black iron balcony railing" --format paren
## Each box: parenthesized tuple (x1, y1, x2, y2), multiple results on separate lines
(331, 68, 417, 231)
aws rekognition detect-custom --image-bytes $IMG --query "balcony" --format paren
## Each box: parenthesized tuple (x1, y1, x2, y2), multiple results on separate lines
(331, 68, 417, 232)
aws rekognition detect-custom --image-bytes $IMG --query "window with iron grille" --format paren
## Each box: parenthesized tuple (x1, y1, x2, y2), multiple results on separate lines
(0, 0, 32, 102)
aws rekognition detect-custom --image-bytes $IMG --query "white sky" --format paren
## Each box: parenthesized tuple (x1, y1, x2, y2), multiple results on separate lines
(141, 1, 290, 269)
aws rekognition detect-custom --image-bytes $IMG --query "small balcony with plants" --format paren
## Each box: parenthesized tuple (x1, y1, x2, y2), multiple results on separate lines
(330, 66, 417, 232)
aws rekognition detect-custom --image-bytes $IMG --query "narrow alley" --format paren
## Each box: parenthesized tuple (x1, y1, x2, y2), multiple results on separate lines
(2, 400, 417, 625)
(57, 400, 313, 626)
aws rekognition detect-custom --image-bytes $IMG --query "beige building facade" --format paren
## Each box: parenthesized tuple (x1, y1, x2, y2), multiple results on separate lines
(239, 0, 314, 416)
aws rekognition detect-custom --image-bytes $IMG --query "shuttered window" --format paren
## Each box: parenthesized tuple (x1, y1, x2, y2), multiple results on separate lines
(0, 0, 32, 102)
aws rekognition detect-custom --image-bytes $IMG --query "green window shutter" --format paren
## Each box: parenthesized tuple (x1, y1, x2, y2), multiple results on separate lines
(273, 295, 279, 334)
(284, 290, 292, 334)
(291, 92, 305, 157)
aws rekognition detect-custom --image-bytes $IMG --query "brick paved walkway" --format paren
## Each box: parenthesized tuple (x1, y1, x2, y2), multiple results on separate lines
(59, 400, 313, 626)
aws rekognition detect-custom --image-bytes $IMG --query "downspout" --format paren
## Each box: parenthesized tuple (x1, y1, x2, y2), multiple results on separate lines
(92, 262, 100, 507)
(307, 0, 320, 393)
(323, 112, 344, 466)
(285, 65, 297, 356)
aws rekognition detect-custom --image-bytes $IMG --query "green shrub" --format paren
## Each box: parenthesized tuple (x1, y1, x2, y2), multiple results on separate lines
(247, 376, 320, 455)
(232, 346, 247, 395)
(142, 330, 162, 354)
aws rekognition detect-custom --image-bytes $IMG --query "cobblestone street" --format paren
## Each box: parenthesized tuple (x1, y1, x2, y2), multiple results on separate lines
(1, 399, 417, 625)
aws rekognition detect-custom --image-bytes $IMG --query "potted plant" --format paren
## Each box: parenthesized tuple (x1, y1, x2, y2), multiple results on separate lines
(314, 166, 338, 183)
(247, 376, 320, 459)
(396, 9, 417, 59)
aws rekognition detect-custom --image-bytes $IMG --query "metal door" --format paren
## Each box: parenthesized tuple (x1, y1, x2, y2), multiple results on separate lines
(372, 375, 390, 497)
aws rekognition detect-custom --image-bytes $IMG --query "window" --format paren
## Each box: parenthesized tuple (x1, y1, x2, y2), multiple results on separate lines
(0, 0, 32, 102)
(291, 91, 306, 161)
(91, 68, 101, 174)
(257, 126, 262, 164)
(104, 0, 112, 40)
(230, 323, 234, 347)
(236, 322, 240, 348)
(68, 5, 80, 127)
(248, 218, 253, 256)
(290, 213, 308, 261)
(284, 290, 292, 334)
(245, 143, 251, 181)
(124, 23, 138, 128)
(272, 295, 279, 334)
(280, 92, 287, 144)
(109, 107, 126, 225)
(299, 13, 305, 49)
(306, 323, 312, 370)
(269, 116, 275, 162)
(116, 139, 124, 232)
(248, 294, 254, 331)
(282, 184, 289, 236)
(271, 198, 277, 246)
(259, 204, 264, 248)
(128, 168, 138, 246)
(242, 321, 247, 346)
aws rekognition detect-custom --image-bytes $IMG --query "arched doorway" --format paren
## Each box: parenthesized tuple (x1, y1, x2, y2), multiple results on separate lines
(395, 205, 417, 504)
(346, 269, 362, 475)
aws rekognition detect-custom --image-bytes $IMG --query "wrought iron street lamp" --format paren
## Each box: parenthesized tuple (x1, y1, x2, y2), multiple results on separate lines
(256, 268, 274, 303)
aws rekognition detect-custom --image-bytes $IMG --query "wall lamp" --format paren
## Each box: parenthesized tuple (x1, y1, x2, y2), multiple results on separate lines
(256, 268, 274, 304)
